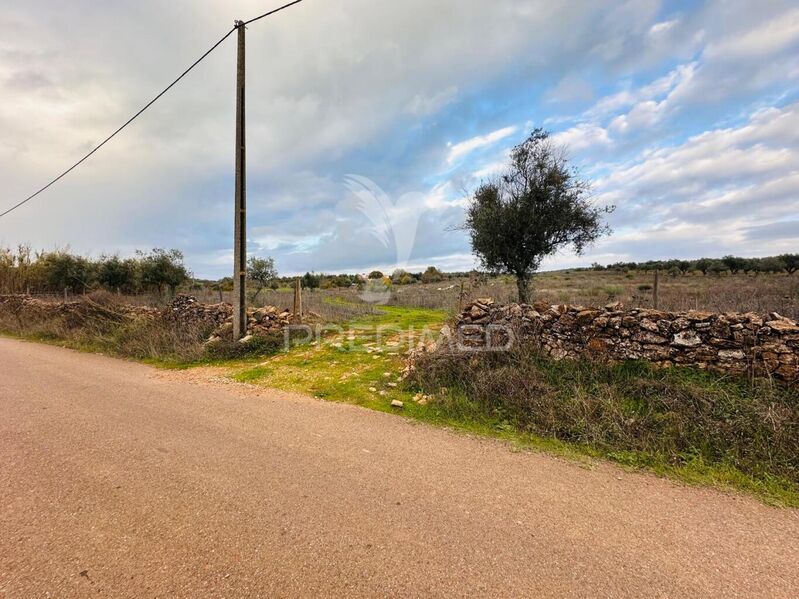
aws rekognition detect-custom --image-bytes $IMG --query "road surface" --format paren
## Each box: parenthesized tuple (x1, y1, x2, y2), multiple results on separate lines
(1, 337, 797, 598)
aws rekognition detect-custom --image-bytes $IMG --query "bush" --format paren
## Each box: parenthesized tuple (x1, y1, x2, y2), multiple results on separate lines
(408, 346, 799, 485)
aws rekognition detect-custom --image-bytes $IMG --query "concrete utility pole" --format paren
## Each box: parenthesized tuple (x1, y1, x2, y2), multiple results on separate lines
(232, 20, 247, 339)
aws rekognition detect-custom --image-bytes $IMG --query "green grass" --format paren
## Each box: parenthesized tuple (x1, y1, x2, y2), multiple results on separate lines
(227, 305, 446, 407)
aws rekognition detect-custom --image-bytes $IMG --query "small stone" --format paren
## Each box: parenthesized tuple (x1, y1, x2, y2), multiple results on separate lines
(767, 319, 799, 333)
(718, 349, 746, 361)
(672, 331, 702, 347)
(390, 400, 404, 408)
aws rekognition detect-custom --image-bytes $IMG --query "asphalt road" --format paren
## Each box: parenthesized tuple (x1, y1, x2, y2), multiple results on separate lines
(1, 337, 797, 598)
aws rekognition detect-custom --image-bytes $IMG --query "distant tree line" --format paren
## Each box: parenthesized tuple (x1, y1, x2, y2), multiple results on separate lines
(294, 266, 448, 290)
(589, 255, 799, 276)
(0, 246, 191, 296)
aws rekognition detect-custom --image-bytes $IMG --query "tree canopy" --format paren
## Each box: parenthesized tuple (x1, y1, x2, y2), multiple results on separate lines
(464, 129, 612, 302)
(247, 256, 278, 300)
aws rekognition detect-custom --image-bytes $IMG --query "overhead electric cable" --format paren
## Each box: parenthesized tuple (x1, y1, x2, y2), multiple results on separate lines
(0, 0, 304, 220)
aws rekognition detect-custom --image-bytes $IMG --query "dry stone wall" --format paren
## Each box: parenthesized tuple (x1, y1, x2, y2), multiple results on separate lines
(455, 299, 799, 384)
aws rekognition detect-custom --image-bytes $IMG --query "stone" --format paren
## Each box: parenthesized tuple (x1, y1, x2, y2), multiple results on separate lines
(641, 344, 670, 360)
(686, 310, 713, 322)
(710, 319, 732, 339)
(718, 349, 746, 361)
(587, 337, 611, 352)
(390, 400, 404, 408)
(633, 331, 669, 345)
(670, 317, 691, 332)
(469, 305, 487, 319)
(639, 319, 659, 332)
(767, 319, 799, 333)
(576, 309, 600, 324)
(621, 316, 639, 328)
(672, 331, 702, 348)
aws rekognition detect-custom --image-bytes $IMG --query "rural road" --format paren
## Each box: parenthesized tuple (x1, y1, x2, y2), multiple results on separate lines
(1, 338, 797, 598)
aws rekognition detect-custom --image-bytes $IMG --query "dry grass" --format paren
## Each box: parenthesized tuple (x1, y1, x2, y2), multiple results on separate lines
(0, 293, 213, 362)
(408, 345, 799, 495)
(389, 270, 798, 317)
(35, 269, 796, 320)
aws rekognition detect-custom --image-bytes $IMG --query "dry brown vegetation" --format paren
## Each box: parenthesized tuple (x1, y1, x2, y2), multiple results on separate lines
(396, 270, 798, 317)
(177, 269, 799, 320)
(408, 344, 799, 497)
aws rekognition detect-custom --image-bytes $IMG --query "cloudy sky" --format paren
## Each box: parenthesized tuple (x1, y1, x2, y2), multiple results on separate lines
(1, 0, 797, 278)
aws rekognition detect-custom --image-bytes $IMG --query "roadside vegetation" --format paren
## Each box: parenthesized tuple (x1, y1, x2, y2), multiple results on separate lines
(407, 345, 799, 507)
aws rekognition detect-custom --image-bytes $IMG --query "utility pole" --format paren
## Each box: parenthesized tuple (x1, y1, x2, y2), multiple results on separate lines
(232, 20, 247, 339)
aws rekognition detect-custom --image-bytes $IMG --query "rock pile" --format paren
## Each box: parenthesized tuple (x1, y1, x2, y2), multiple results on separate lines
(451, 299, 799, 383)
(206, 304, 296, 343)
(165, 295, 232, 327)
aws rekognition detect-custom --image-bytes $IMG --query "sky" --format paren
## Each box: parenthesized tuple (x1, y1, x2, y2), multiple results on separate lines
(0, 0, 797, 278)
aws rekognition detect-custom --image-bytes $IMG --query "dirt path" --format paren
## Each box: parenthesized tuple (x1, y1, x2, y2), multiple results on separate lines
(1, 337, 797, 598)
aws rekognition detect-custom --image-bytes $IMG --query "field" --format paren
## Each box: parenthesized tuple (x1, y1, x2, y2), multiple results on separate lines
(178, 269, 798, 321)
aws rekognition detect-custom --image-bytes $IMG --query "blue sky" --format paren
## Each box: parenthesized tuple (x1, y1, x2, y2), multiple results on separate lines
(1, 0, 797, 278)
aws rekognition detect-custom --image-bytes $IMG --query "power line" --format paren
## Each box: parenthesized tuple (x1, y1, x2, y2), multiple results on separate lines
(244, 0, 304, 25)
(0, 0, 304, 220)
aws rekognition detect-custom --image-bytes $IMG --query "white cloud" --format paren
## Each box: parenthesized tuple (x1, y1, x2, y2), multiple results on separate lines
(704, 7, 799, 61)
(552, 124, 612, 151)
(649, 19, 678, 36)
(447, 126, 517, 165)
(595, 101, 799, 252)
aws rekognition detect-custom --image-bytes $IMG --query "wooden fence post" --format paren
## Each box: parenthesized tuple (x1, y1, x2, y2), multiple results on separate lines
(653, 269, 660, 309)
(293, 278, 303, 323)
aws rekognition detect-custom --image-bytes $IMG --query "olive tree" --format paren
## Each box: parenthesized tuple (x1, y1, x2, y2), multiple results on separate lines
(137, 248, 189, 297)
(464, 129, 612, 303)
(247, 256, 277, 301)
(779, 254, 799, 276)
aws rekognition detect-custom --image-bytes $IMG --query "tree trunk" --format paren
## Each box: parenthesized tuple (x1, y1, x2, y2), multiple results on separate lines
(515, 274, 530, 304)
